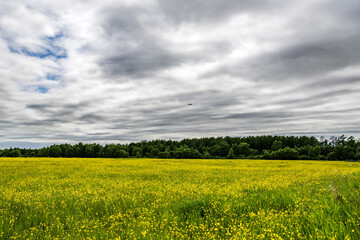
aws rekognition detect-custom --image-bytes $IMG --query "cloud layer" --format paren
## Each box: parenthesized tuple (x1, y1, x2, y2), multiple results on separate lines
(1, 0, 360, 148)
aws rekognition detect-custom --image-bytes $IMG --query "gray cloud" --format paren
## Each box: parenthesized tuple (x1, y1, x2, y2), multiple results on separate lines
(205, 35, 360, 85)
(99, 48, 180, 78)
(157, 0, 274, 23)
(97, 4, 236, 79)
(263, 37, 360, 80)
(97, 6, 178, 77)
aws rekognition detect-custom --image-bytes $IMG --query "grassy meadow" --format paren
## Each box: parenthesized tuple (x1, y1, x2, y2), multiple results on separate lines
(1, 158, 360, 239)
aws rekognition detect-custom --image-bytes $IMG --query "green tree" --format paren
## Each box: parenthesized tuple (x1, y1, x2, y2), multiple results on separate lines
(343, 146, 355, 160)
(347, 136, 356, 147)
(75, 142, 85, 157)
(356, 147, 360, 160)
(271, 140, 283, 151)
(149, 147, 160, 158)
(308, 146, 321, 160)
(272, 147, 299, 160)
(212, 141, 230, 157)
(64, 145, 75, 157)
(333, 144, 345, 160)
(231, 144, 240, 156)
(10, 149, 21, 157)
(336, 134, 347, 145)
(158, 151, 171, 158)
(227, 148, 235, 159)
(132, 147, 142, 157)
(238, 142, 250, 156)
(203, 151, 211, 159)
(37, 148, 49, 157)
(174, 146, 202, 159)
(85, 145, 95, 158)
(49, 145, 62, 157)
(327, 152, 336, 160)
(118, 150, 129, 158)
(262, 150, 271, 159)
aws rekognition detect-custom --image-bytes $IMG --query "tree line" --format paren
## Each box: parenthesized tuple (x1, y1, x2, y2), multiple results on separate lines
(1, 135, 360, 160)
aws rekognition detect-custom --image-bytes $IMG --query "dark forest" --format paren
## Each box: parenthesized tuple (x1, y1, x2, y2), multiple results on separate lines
(1, 135, 360, 161)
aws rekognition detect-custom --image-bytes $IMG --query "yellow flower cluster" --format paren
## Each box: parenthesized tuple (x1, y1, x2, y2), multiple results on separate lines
(0, 158, 359, 239)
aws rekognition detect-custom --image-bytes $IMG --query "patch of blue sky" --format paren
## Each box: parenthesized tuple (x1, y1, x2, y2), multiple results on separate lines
(45, 32, 64, 41)
(20, 47, 68, 59)
(43, 32, 68, 59)
(8, 46, 20, 54)
(7, 32, 68, 59)
(36, 86, 49, 94)
(46, 73, 60, 81)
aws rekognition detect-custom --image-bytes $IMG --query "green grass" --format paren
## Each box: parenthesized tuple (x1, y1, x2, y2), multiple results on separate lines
(0, 158, 360, 239)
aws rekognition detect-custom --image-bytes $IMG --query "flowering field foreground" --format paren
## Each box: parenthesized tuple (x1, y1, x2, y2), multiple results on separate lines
(1, 158, 360, 239)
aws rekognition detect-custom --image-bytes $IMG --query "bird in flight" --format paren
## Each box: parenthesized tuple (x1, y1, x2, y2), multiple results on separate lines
(187, 103, 193, 106)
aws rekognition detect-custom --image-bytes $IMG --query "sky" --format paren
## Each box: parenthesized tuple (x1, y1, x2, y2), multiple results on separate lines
(1, 0, 360, 148)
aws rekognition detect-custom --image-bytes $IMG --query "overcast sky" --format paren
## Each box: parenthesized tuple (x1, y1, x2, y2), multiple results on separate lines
(1, 0, 360, 148)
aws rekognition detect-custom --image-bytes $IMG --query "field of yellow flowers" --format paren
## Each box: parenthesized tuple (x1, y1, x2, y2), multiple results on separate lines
(1, 158, 360, 239)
